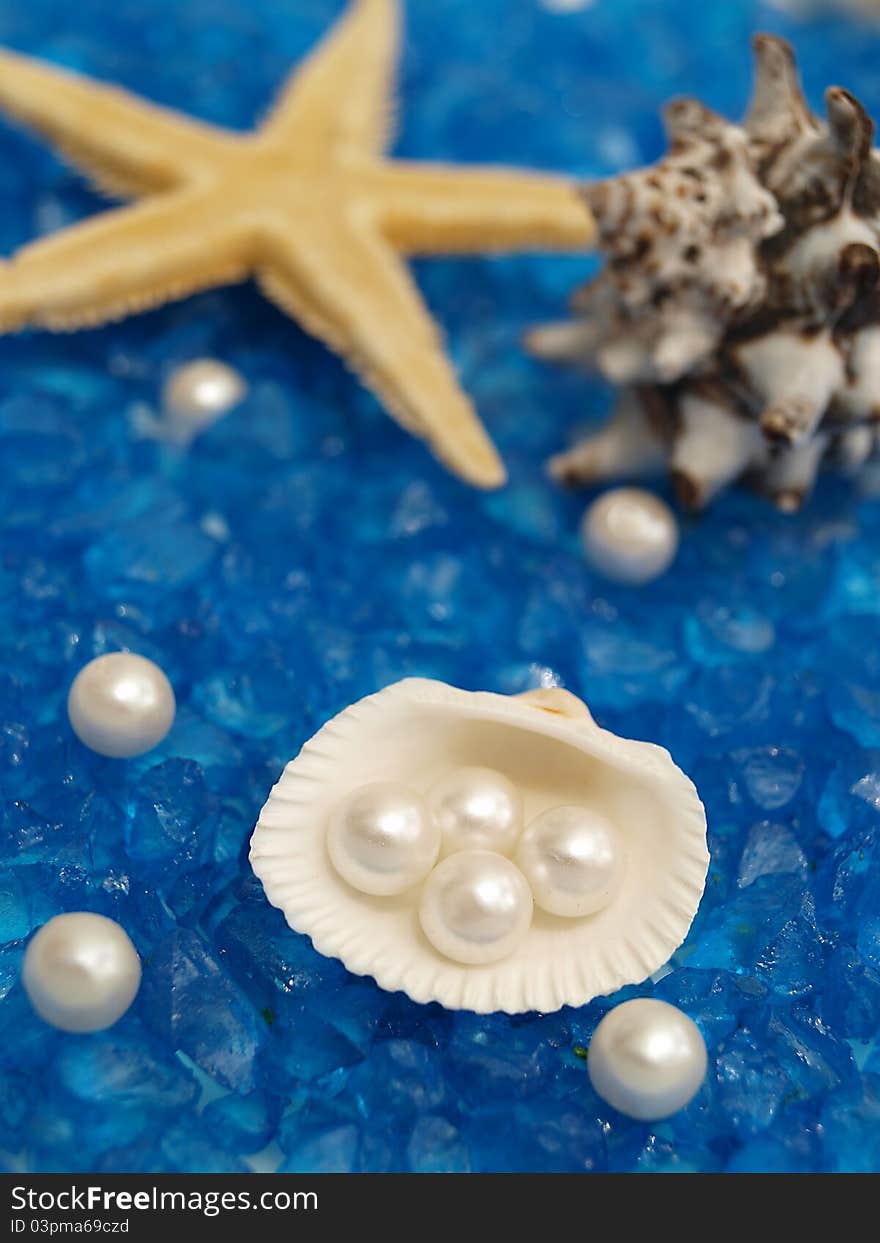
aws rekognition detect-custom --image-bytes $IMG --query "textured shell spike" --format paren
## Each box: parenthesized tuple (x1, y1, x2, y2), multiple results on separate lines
(853, 140, 880, 219)
(744, 34, 817, 172)
(757, 72, 880, 320)
(663, 96, 780, 246)
(732, 325, 845, 445)
(547, 388, 669, 488)
(758, 432, 831, 512)
(762, 86, 873, 224)
(670, 384, 766, 511)
(524, 270, 617, 370)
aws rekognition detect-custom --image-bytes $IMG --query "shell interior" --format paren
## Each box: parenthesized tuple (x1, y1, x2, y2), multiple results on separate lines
(249, 678, 709, 1014)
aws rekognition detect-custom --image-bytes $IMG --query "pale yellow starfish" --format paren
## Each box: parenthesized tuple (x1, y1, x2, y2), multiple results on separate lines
(0, 0, 593, 486)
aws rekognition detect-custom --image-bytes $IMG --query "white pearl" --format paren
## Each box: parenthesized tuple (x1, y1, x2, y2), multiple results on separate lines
(419, 850, 533, 965)
(67, 652, 176, 758)
(327, 782, 440, 896)
(588, 998, 707, 1120)
(22, 913, 142, 1033)
(580, 487, 679, 584)
(516, 805, 625, 918)
(427, 766, 523, 856)
(161, 358, 246, 442)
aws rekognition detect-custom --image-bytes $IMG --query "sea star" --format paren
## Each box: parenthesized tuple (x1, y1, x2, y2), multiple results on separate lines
(0, 0, 593, 486)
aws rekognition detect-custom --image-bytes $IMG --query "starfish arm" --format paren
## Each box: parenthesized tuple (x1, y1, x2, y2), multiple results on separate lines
(257, 217, 506, 486)
(260, 0, 399, 157)
(0, 190, 253, 331)
(0, 47, 232, 198)
(372, 162, 595, 254)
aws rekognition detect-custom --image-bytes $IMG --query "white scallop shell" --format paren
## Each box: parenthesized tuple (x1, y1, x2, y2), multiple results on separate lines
(249, 679, 709, 1014)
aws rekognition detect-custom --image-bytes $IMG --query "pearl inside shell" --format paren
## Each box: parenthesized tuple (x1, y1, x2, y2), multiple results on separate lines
(427, 766, 523, 856)
(516, 804, 625, 918)
(418, 849, 533, 965)
(22, 912, 142, 1033)
(588, 998, 707, 1120)
(327, 782, 440, 896)
(580, 487, 679, 584)
(67, 652, 176, 759)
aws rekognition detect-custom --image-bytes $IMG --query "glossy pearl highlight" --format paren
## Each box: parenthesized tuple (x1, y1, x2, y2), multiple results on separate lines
(427, 766, 523, 856)
(588, 998, 708, 1120)
(161, 358, 247, 442)
(419, 849, 533, 965)
(22, 913, 142, 1033)
(67, 652, 176, 758)
(516, 805, 625, 918)
(580, 487, 679, 584)
(327, 782, 440, 896)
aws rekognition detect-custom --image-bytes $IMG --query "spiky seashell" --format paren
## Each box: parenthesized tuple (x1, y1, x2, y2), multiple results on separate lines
(528, 98, 783, 386)
(533, 35, 880, 512)
(249, 678, 708, 1015)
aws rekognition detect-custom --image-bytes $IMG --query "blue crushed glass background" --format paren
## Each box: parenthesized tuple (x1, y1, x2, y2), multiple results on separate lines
(2, 0, 880, 1173)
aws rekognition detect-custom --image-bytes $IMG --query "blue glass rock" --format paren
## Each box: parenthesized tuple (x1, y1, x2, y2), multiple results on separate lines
(139, 928, 264, 1094)
(3, 0, 880, 1173)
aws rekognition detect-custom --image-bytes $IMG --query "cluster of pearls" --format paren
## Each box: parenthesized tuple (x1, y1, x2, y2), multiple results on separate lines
(327, 766, 626, 966)
(22, 913, 142, 1033)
